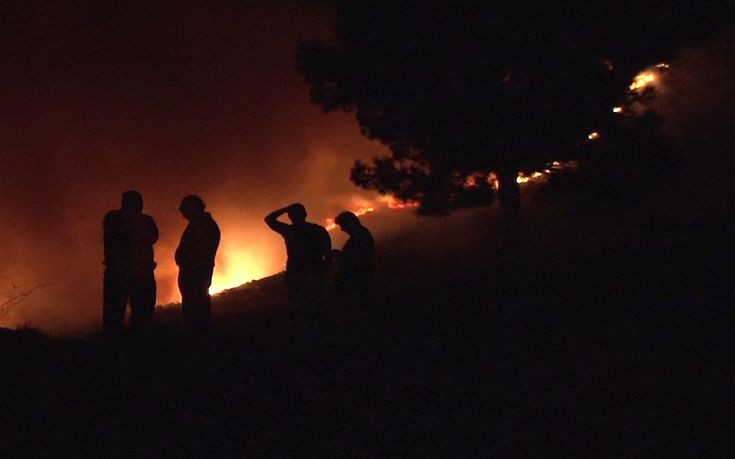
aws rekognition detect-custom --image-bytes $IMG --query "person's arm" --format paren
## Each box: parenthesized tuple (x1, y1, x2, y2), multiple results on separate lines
(321, 227, 332, 264)
(103, 211, 122, 265)
(147, 216, 159, 244)
(264, 207, 290, 234)
(175, 225, 190, 266)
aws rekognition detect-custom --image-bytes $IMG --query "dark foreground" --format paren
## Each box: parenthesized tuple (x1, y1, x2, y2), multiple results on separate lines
(2, 196, 734, 457)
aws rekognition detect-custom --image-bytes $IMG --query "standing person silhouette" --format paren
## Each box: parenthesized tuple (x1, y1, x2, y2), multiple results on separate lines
(334, 211, 375, 292)
(265, 203, 331, 318)
(102, 190, 159, 338)
(175, 195, 220, 332)
(333, 211, 375, 317)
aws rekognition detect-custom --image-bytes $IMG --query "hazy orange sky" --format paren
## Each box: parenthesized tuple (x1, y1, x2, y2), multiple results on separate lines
(2, 2, 733, 335)
(0, 1, 400, 334)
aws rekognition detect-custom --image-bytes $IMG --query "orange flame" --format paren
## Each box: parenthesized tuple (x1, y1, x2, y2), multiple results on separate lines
(629, 72, 656, 91)
(209, 245, 271, 295)
(383, 197, 420, 209)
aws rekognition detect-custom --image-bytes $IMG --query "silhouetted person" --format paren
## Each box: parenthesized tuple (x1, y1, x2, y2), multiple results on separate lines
(265, 203, 331, 314)
(334, 211, 375, 294)
(103, 190, 159, 338)
(334, 212, 375, 331)
(175, 195, 220, 332)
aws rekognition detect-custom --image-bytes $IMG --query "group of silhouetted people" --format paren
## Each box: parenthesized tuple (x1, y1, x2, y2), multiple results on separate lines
(103, 191, 220, 339)
(265, 203, 376, 326)
(102, 191, 374, 338)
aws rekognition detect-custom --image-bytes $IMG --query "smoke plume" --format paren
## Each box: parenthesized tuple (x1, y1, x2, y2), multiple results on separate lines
(0, 1, 387, 334)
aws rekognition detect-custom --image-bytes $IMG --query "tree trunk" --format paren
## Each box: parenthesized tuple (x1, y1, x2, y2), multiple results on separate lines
(496, 171, 523, 286)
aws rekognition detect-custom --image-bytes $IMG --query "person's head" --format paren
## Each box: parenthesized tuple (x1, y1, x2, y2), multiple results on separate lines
(287, 203, 307, 224)
(121, 190, 143, 214)
(335, 211, 361, 234)
(179, 195, 206, 221)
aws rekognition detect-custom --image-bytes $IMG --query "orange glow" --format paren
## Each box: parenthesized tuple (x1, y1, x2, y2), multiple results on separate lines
(209, 247, 270, 295)
(463, 172, 487, 188)
(488, 172, 500, 190)
(325, 204, 376, 231)
(628, 64, 669, 92)
(629, 72, 656, 91)
(355, 206, 375, 216)
(588, 131, 601, 140)
(612, 106, 623, 113)
(382, 196, 421, 209)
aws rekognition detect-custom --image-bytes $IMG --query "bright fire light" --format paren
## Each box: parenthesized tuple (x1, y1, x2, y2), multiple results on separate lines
(612, 106, 623, 113)
(209, 248, 270, 294)
(382, 196, 421, 209)
(325, 204, 376, 231)
(629, 72, 656, 91)
(588, 131, 600, 140)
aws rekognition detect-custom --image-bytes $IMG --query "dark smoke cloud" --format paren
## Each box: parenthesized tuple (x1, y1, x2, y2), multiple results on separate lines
(648, 23, 735, 174)
(0, 1, 388, 334)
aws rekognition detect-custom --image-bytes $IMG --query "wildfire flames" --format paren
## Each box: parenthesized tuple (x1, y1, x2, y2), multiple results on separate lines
(207, 63, 665, 296)
(629, 72, 656, 91)
(322, 195, 420, 232)
(628, 63, 669, 92)
(204, 196, 421, 295)
(209, 247, 270, 295)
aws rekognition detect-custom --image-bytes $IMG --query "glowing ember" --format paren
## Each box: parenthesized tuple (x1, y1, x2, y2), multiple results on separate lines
(516, 173, 530, 184)
(487, 172, 500, 190)
(382, 196, 421, 209)
(588, 131, 600, 140)
(629, 72, 656, 91)
(355, 206, 375, 216)
(612, 106, 623, 113)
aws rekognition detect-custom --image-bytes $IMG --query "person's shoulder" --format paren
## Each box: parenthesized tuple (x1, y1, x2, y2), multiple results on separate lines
(103, 209, 122, 225)
(357, 226, 375, 245)
(141, 213, 157, 225)
(308, 222, 328, 233)
(358, 225, 373, 238)
(204, 214, 221, 233)
(204, 213, 219, 226)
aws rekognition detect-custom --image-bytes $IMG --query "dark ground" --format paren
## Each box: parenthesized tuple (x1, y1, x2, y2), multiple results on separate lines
(1, 183, 733, 457)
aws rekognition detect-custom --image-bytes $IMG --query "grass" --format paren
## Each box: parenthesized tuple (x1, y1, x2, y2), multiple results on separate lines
(2, 181, 733, 456)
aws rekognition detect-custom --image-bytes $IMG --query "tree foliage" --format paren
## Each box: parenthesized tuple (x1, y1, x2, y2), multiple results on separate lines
(298, 1, 733, 212)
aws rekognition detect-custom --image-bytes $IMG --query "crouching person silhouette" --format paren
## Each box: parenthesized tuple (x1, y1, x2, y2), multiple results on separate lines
(103, 190, 159, 339)
(176, 195, 220, 332)
(265, 203, 331, 324)
(333, 212, 375, 317)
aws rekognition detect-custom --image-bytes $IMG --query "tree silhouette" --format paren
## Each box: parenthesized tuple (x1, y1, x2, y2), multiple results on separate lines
(298, 1, 733, 214)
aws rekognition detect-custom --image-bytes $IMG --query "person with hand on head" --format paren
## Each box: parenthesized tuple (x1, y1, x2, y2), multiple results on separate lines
(265, 203, 331, 316)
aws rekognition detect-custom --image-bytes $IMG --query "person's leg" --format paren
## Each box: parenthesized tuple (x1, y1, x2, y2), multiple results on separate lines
(130, 273, 156, 331)
(103, 272, 128, 338)
(180, 267, 212, 332)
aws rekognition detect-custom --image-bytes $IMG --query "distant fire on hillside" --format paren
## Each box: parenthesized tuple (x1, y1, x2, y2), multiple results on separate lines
(208, 62, 671, 295)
